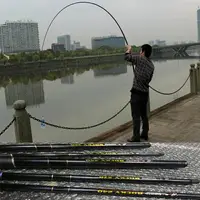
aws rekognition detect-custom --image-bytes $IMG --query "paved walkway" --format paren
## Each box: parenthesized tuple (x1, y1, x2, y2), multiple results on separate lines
(108, 94, 200, 142)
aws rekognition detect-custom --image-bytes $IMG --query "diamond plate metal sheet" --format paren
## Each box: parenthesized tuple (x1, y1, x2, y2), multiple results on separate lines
(0, 142, 200, 200)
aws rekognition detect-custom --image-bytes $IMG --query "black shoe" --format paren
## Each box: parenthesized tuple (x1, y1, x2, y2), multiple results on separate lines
(140, 135, 148, 141)
(127, 138, 140, 142)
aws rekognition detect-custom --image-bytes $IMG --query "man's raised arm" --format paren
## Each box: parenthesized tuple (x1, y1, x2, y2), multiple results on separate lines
(124, 45, 140, 65)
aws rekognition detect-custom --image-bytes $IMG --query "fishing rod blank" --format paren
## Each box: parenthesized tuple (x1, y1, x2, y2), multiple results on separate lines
(0, 182, 200, 199)
(0, 171, 198, 185)
(0, 151, 164, 159)
(0, 155, 186, 163)
(0, 156, 187, 169)
(0, 142, 151, 152)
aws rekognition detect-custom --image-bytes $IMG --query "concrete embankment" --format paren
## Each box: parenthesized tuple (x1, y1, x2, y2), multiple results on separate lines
(86, 93, 199, 143)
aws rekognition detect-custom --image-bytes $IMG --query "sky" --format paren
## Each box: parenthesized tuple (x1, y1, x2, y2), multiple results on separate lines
(0, 0, 199, 49)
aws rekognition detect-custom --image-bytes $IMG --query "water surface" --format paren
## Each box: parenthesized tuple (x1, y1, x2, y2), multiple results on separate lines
(0, 58, 198, 143)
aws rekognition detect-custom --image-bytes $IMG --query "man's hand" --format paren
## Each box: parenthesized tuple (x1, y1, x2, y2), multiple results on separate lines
(125, 45, 132, 53)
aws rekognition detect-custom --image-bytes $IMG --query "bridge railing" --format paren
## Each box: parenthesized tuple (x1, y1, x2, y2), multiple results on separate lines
(1, 63, 200, 143)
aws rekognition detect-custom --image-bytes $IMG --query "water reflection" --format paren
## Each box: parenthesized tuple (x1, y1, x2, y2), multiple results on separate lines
(5, 80, 45, 108)
(61, 74, 74, 84)
(0, 63, 126, 109)
(0, 57, 198, 143)
(0, 56, 198, 110)
(93, 64, 127, 78)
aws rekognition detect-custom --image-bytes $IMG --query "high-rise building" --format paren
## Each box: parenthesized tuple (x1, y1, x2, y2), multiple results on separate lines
(4, 80, 45, 108)
(91, 36, 125, 49)
(0, 20, 40, 53)
(197, 8, 200, 42)
(57, 35, 71, 51)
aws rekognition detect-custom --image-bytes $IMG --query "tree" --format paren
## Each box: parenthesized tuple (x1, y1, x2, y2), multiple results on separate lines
(59, 53, 64, 60)
(9, 55, 18, 63)
(46, 53, 54, 61)
(33, 55, 40, 61)
(25, 53, 34, 62)
(54, 51, 61, 58)
(0, 53, 4, 60)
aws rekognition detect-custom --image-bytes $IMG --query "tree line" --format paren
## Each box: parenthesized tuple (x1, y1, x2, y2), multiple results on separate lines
(0, 45, 140, 65)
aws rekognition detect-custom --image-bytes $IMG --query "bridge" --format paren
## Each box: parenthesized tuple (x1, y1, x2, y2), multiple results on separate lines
(152, 42, 200, 57)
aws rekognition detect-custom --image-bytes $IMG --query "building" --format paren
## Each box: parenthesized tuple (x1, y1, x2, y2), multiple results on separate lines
(57, 35, 71, 51)
(149, 40, 166, 46)
(155, 40, 166, 46)
(197, 8, 200, 42)
(148, 41, 155, 46)
(4, 80, 45, 108)
(0, 20, 40, 53)
(71, 41, 81, 50)
(180, 41, 186, 44)
(71, 41, 86, 51)
(91, 36, 125, 49)
(61, 75, 74, 84)
(51, 43, 65, 52)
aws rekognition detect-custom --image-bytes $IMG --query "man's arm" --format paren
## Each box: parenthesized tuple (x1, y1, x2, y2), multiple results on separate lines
(149, 71, 153, 83)
(124, 45, 140, 65)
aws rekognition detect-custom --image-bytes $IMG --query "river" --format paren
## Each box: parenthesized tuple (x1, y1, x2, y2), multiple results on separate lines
(0, 58, 199, 143)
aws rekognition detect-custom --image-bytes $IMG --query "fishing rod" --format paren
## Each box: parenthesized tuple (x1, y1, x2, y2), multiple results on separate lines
(0, 154, 186, 162)
(0, 171, 198, 185)
(0, 151, 164, 159)
(0, 142, 151, 152)
(0, 156, 187, 169)
(0, 182, 200, 199)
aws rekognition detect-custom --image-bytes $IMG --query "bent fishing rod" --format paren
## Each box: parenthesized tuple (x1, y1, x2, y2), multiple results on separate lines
(0, 142, 150, 152)
(0, 156, 187, 169)
(1, 182, 200, 199)
(0, 151, 164, 159)
(41, 0, 186, 97)
(0, 171, 198, 185)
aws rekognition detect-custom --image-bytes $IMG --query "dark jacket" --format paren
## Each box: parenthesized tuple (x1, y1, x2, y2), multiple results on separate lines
(125, 53, 154, 93)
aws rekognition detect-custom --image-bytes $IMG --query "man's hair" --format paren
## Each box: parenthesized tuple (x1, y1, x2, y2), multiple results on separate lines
(141, 44, 152, 58)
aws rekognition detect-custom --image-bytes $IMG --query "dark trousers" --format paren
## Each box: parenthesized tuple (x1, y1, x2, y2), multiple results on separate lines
(130, 91, 149, 141)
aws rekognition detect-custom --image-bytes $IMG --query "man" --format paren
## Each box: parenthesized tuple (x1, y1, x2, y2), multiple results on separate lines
(125, 44, 154, 142)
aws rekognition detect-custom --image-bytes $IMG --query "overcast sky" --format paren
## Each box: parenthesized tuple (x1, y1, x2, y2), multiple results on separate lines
(0, 0, 199, 49)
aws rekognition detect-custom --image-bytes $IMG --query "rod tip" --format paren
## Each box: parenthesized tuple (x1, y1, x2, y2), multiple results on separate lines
(183, 162, 188, 167)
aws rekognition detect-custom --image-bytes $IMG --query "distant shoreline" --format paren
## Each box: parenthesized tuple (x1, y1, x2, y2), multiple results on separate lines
(0, 53, 126, 70)
(0, 53, 199, 75)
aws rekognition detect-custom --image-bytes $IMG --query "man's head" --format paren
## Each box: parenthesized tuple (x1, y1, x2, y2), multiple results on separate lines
(140, 44, 152, 58)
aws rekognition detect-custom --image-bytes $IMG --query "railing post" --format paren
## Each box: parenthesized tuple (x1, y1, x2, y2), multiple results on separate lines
(13, 100, 33, 143)
(190, 64, 197, 94)
(196, 62, 200, 93)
